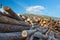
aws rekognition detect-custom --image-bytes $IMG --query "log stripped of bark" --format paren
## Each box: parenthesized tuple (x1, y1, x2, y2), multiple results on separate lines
(4, 6, 23, 21)
(0, 32, 24, 40)
(22, 29, 36, 37)
(0, 23, 31, 32)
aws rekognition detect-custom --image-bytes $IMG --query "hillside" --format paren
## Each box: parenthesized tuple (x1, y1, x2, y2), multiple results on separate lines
(23, 13, 60, 20)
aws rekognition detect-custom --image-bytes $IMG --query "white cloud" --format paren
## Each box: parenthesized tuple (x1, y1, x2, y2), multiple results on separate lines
(26, 5, 46, 15)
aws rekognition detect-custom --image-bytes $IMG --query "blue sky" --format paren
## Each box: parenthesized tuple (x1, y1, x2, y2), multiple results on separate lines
(0, 0, 60, 17)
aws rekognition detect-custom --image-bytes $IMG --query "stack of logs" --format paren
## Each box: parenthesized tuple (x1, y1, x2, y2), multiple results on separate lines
(0, 6, 60, 40)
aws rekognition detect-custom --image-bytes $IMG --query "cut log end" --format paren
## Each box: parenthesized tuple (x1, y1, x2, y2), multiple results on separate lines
(4, 6, 10, 10)
(27, 18, 30, 21)
(22, 30, 27, 37)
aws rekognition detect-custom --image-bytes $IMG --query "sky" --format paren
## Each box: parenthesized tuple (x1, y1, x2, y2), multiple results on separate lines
(0, 0, 60, 17)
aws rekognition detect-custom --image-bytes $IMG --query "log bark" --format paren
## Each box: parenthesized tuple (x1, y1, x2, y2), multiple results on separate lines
(0, 11, 13, 18)
(36, 27, 48, 34)
(0, 23, 31, 32)
(34, 32, 48, 39)
(0, 15, 31, 26)
(22, 29, 37, 37)
(46, 29, 58, 40)
(0, 32, 24, 40)
(30, 32, 48, 40)
(47, 31, 58, 40)
(54, 33, 60, 40)
(0, 15, 20, 25)
(19, 21, 31, 26)
(4, 6, 23, 21)
(3, 12, 14, 18)
(0, 11, 4, 15)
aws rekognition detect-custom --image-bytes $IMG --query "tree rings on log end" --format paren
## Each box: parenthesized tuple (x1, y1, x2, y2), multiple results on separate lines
(4, 6, 10, 11)
(22, 30, 27, 37)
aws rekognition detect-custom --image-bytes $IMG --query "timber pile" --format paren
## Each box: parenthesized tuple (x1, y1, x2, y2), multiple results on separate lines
(0, 6, 60, 40)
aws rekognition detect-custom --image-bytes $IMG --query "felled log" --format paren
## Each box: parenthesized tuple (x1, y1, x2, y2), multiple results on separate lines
(18, 14, 25, 21)
(0, 11, 13, 18)
(21, 15, 26, 20)
(29, 31, 48, 40)
(0, 15, 31, 26)
(54, 33, 60, 40)
(36, 27, 48, 34)
(30, 23, 40, 29)
(4, 6, 23, 21)
(22, 29, 37, 37)
(0, 32, 24, 40)
(19, 21, 31, 26)
(3, 12, 14, 18)
(0, 15, 20, 25)
(47, 31, 58, 40)
(0, 11, 4, 15)
(0, 23, 31, 32)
